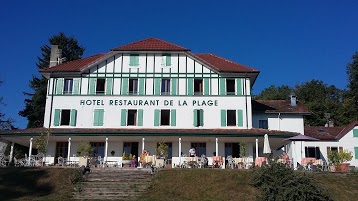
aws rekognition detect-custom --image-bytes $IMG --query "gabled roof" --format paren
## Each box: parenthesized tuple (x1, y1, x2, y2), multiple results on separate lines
(111, 37, 190, 51)
(194, 53, 259, 73)
(252, 100, 310, 114)
(40, 53, 107, 72)
(304, 121, 358, 141)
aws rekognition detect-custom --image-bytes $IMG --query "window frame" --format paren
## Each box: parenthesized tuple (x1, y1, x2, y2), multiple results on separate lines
(259, 120, 268, 129)
(60, 109, 71, 126)
(194, 79, 203, 95)
(226, 79, 235, 95)
(160, 110, 170, 126)
(128, 78, 139, 95)
(96, 78, 106, 95)
(63, 79, 73, 95)
(161, 79, 171, 95)
(127, 109, 137, 126)
(191, 142, 206, 157)
(226, 110, 236, 126)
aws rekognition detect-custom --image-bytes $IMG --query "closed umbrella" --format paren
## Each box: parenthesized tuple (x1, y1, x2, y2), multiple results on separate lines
(263, 134, 271, 154)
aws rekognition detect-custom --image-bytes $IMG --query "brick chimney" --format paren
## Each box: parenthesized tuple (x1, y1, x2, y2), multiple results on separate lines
(290, 93, 297, 106)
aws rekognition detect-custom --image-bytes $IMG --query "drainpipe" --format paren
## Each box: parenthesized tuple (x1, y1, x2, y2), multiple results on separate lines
(67, 138, 71, 162)
(179, 138, 182, 166)
(244, 76, 248, 128)
(215, 138, 218, 156)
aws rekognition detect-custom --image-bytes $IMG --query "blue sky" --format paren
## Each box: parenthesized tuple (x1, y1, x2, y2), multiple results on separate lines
(1, 0, 357, 129)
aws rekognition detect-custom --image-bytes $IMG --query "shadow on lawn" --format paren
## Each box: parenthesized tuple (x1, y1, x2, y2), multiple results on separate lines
(0, 167, 54, 200)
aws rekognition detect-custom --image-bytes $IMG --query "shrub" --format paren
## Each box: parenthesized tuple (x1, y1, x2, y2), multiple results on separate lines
(252, 160, 332, 201)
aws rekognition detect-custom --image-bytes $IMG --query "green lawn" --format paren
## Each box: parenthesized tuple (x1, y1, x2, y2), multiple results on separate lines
(1, 167, 358, 201)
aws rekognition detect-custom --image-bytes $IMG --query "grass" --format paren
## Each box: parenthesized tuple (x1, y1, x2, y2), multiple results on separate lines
(1, 167, 358, 201)
(0, 167, 77, 201)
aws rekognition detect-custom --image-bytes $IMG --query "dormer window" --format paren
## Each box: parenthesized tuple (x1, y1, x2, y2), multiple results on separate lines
(162, 54, 171, 66)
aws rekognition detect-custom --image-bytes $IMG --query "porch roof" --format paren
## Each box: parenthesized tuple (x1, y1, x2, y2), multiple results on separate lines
(0, 127, 299, 138)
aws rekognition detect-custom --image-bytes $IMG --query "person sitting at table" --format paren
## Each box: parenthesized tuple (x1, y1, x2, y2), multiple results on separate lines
(189, 147, 196, 157)
(281, 151, 291, 167)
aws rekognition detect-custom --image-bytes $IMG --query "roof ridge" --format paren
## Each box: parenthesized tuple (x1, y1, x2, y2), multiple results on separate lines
(46, 53, 106, 69)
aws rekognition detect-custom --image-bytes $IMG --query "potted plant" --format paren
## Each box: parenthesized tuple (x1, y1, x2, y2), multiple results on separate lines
(121, 151, 132, 168)
(77, 142, 93, 167)
(328, 149, 353, 172)
(156, 142, 169, 159)
(34, 133, 47, 166)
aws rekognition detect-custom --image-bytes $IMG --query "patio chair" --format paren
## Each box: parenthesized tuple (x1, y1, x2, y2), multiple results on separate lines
(198, 154, 208, 168)
(226, 155, 235, 169)
(14, 157, 26, 167)
(57, 156, 65, 166)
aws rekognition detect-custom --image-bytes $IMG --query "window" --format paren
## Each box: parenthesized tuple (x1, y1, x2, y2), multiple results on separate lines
(161, 79, 170, 95)
(123, 142, 139, 158)
(90, 142, 105, 157)
(127, 110, 137, 126)
(225, 143, 240, 158)
(162, 54, 171, 66)
(226, 79, 235, 95)
(194, 79, 203, 95)
(94, 109, 104, 126)
(129, 54, 139, 66)
(191, 143, 206, 157)
(227, 110, 236, 126)
(259, 120, 268, 129)
(54, 109, 77, 126)
(96, 78, 105, 94)
(129, 79, 138, 95)
(193, 109, 204, 127)
(60, 110, 71, 125)
(63, 79, 73, 94)
(161, 110, 170, 126)
(154, 109, 176, 126)
(55, 142, 68, 163)
(305, 147, 321, 159)
(221, 109, 243, 127)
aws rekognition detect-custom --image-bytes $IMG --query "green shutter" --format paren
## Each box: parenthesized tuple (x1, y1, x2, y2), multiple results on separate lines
(236, 78, 242, 95)
(193, 109, 198, 127)
(139, 78, 145, 95)
(166, 54, 171, 66)
(221, 110, 226, 127)
(94, 109, 104, 126)
(237, 110, 243, 127)
(187, 78, 193, 96)
(130, 54, 139, 66)
(204, 78, 209, 95)
(54, 109, 61, 126)
(56, 78, 64, 95)
(137, 109, 143, 126)
(70, 109, 77, 126)
(154, 78, 160, 95)
(89, 78, 96, 95)
(122, 78, 128, 95)
(355, 147, 358, 159)
(121, 109, 127, 126)
(200, 109, 204, 126)
(219, 78, 225, 95)
(106, 78, 113, 95)
(353, 129, 358, 137)
(154, 109, 160, 126)
(171, 109, 176, 126)
(73, 78, 80, 95)
(171, 78, 177, 95)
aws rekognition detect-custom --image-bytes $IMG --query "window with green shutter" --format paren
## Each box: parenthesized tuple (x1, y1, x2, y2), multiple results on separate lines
(137, 109, 143, 126)
(122, 78, 128, 95)
(63, 79, 73, 95)
(129, 54, 139, 66)
(154, 78, 161, 95)
(94, 109, 104, 126)
(204, 78, 209, 95)
(355, 147, 358, 159)
(162, 54, 171, 66)
(187, 78, 193, 96)
(171, 78, 177, 95)
(56, 78, 64, 95)
(105, 78, 113, 95)
(221, 110, 226, 127)
(121, 109, 127, 126)
(219, 78, 225, 95)
(170, 109, 176, 126)
(70, 109, 77, 126)
(237, 110, 243, 127)
(236, 78, 242, 95)
(193, 109, 204, 127)
(89, 78, 96, 95)
(139, 78, 145, 95)
(54, 109, 61, 126)
(73, 78, 80, 95)
(353, 129, 358, 137)
(154, 109, 160, 126)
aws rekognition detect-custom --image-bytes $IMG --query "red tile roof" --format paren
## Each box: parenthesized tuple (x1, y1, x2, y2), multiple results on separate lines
(304, 121, 358, 140)
(40, 53, 107, 72)
(193, 53, 259, 73)
(111, 37, 190, 51)
(253, 100, 310, 114)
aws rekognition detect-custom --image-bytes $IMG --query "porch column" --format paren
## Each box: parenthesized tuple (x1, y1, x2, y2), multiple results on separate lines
(142, 137, 145, 152)
(215, 138, 218, 156)
(28, 138, 33, 163)
(67, 138, 71, 162)
(179, 138, 182, 166)
(9, 142, 15, 163)
(105, 137, 108, 162)
(255, 139, 259, 159)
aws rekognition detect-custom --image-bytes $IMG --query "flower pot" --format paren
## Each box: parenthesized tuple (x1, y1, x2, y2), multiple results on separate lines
(122, 160, 131, 168)
(337, 163, 350, 172)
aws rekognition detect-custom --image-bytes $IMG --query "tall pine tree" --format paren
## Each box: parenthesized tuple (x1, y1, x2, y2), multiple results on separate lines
(345, 51, 358, 122)
(19, 32, 85, 128)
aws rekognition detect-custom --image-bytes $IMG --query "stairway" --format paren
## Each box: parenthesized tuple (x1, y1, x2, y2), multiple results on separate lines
(73, 168, 153, 200)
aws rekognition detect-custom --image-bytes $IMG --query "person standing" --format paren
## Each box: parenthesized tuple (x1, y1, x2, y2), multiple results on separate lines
(189, 147, 196, 157)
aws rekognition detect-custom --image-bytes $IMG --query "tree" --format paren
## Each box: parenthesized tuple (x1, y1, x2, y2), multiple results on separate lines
(0, 80, 14, 130)
(19, 32, 85, 128)
(345, 51, 358, 122)
(254, 85, 293, 100)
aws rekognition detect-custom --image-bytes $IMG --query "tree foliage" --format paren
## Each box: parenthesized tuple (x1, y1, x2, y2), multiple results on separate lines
(252, 161, 332, 201)
(19, 32, 85, 128)
(345, 51, 358, 122)
(254, 85, 293, 100)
